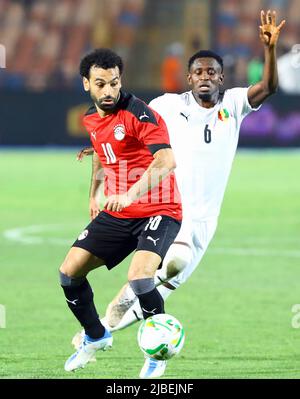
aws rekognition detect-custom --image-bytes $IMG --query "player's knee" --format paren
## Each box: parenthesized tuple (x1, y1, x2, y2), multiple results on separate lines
(59, 262, 68, 276)
(59, 259, 73, 277)
(127, 263, 155, 281)
(164, 244, 192, 279)
(128, 269, 150, 281)
(59, 256, 80, 279)
(59, 248, 87, 278)
(59, 270, 86, 287)
(128, 251, 161, 281)
(59, 250, 88, 286)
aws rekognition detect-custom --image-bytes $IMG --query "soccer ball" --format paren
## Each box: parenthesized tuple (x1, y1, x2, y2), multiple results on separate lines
(137, 313, 185, 360)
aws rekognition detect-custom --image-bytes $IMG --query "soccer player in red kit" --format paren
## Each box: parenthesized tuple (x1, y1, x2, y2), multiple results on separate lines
(59, 48, 182, 374)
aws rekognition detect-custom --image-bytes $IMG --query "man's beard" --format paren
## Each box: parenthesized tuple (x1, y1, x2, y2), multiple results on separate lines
(198, 93, 212, 102)
(91, 94, 119, 111)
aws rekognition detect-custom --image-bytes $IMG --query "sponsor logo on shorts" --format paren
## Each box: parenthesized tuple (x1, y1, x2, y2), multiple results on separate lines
(78, 229, 88, 240)
(146, 236, 160, 246)
(113, 124, 126, 141)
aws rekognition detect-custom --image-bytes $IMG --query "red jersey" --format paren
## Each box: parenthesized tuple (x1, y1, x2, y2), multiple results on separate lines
(82, 91, 182, 220)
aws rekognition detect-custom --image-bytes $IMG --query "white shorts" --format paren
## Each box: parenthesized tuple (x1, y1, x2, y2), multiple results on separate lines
(164, 218, 218, 289)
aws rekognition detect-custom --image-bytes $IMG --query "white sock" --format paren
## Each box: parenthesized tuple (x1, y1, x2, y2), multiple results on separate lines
(110, 284, 175, 332)
(157, 284, 173, 301)
(99, 316, 111, 331)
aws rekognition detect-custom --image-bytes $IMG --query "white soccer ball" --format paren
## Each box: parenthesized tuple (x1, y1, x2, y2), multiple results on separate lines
(137, 313, 185, 360)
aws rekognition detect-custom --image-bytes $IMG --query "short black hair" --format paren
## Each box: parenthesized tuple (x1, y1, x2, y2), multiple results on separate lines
(79, 48, 124, 79)
(188, 50, 223, 72)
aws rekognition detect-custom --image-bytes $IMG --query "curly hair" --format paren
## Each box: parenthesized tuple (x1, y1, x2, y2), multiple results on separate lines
(79, 48, 124, 78)
(188, 50, 223, 72)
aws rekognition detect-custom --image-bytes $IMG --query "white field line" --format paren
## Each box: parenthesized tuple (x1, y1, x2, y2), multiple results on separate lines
(2, 224, 76, 245)
(2, 224, 300, 258)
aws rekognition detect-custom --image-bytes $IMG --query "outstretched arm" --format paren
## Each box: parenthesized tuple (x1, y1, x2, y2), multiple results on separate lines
(89, 152, 104, 220)
(248, 10, 285, 108)
(76, 146, 94, 161)
(76, 147, 103, 219)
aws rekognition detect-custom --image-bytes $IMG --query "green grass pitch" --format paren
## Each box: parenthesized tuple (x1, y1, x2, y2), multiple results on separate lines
(0, 149, 299, 379)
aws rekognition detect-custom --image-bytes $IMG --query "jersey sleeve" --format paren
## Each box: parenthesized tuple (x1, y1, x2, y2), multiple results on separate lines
(82, 107, 97, 141)
(149, 94, 172, 117)
(132, 103, 172, 152)
(227, 87, 262, 122)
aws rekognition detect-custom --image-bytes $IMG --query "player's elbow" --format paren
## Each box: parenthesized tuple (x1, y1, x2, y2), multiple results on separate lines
(164, 151, 177, 171)
(266, 82, 278, 95)
(263, 81, 278, 96)
(269, 84, 278, 94)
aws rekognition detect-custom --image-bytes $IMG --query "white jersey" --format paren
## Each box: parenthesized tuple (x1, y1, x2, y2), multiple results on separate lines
(149, 88, 260, 223)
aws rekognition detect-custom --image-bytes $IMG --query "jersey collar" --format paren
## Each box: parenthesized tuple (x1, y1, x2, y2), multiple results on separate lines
(187, 90, 221, 113)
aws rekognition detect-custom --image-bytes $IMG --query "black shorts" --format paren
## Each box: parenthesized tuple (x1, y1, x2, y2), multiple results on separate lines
(72, 211, 181, 269)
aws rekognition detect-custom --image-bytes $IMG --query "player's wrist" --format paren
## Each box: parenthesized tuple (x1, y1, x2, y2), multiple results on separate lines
(264, 43, 276, 51)
(126, 190, 136, 204)
(127, 183, 142, 203)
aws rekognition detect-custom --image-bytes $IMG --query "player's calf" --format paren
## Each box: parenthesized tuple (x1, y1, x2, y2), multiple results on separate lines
(129, 278, 164, 319)
(128, 250, 165, 319)
(105, 283, 137, 328)
(59, 248, 106, 340)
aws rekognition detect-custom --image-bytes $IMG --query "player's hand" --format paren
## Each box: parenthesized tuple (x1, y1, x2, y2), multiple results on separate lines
(259, 10, 285, 48)
(104, 194, 133, 212)
(89, 197, 100, 220)
(77, 146, 94, 162)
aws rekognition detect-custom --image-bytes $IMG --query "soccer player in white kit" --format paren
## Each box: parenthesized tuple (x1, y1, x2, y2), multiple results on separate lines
(73, 10, 285, 378)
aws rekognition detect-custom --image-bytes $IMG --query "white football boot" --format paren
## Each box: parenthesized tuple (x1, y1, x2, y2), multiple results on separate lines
(71, 317, 112, 362)
(65, 329, 113, 371)
(139, 357, 167, 378)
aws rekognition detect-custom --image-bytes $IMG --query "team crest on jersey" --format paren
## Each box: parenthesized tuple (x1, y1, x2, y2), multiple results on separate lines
(113, 124, 126, 140)
(218, 108, 230, 122)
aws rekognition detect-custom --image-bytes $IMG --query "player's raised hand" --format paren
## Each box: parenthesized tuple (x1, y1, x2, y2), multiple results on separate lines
(259, 10, 285, 48)
(76, 146, 94, 161)
(104, 193, 133, 213)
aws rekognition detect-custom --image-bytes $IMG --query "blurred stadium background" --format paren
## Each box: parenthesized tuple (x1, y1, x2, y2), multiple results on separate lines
(0, 0, 300, 146)
(1, 0, 300, 379)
